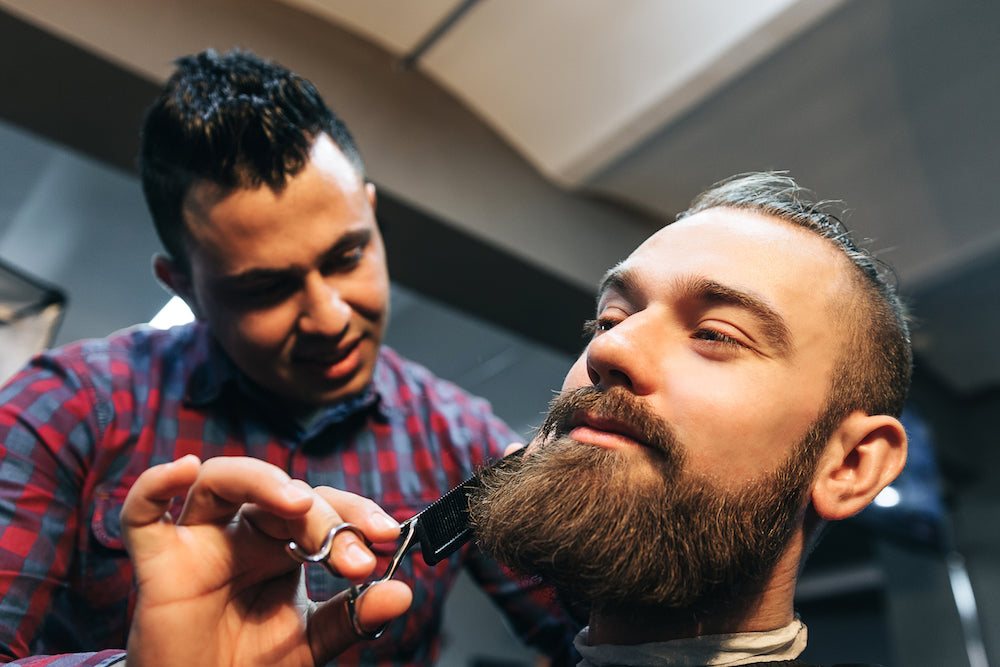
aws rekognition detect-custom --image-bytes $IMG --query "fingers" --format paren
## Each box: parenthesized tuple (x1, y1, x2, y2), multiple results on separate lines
(313, 486, 401, 544)
(526, 433, 547, 454)
(308, 581, 413, 663)
(121, 455, 202, 557)
(504, 442, 526, 457)
(237, 480, 400, 583)
(176, 457, 314, 526)
(122, 455, 201, 528)
(276, 485, 400, 582)
(127, 455, 404, 584)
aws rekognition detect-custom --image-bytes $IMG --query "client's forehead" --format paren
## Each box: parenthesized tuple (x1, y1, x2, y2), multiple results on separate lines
(607, 207, 854, 345)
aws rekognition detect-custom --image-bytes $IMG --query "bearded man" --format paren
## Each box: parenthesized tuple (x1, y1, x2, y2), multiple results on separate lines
(470, 172, 910, 667)
(115, 172, 909, 667)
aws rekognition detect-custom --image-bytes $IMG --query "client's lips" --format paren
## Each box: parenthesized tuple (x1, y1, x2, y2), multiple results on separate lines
(568, 412, 647, 450)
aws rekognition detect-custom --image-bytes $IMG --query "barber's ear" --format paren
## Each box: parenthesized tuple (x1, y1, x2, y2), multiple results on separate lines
(153, 253, 202, 320)
(810, 411, 907, 521)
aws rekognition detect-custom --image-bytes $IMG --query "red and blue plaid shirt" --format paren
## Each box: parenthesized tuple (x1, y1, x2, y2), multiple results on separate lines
(0, 322, 573, 666)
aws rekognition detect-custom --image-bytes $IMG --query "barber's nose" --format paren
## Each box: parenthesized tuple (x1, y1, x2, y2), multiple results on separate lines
(585, 318, 654, 395)
(298, 274, 351, 337)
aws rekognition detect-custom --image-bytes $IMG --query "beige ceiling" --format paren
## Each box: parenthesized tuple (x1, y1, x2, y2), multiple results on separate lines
(0, 0, 848, 290)
(281, 0, 847, 186)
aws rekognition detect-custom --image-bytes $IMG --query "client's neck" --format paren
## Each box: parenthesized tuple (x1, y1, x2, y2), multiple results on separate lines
(586, 561, 800, 646)
(587, 600, 795, 646)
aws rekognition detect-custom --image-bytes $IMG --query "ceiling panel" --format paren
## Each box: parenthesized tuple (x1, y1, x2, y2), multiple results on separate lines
(277, 0, 461, 55)
(416, 0, 847, 185)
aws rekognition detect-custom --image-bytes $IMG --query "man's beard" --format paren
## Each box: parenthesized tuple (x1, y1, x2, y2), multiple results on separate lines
(469, 386, 828, 617)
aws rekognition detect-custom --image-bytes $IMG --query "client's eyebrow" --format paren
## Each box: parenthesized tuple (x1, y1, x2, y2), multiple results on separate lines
(597, 264, 638, 301)
(685, 277, 792, 355)
(597, 267, 792, 355)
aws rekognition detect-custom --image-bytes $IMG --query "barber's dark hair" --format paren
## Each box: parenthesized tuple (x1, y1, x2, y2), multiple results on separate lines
(139, 48, 365, 274)
(678, 172, 912, 422)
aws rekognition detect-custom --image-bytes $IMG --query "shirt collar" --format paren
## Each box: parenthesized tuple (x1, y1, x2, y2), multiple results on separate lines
(185, 329, 393, 437)
(574, 617, 807, 667)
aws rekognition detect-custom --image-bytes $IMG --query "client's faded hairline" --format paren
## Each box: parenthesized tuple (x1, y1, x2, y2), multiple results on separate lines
(597, 262, 634, 302)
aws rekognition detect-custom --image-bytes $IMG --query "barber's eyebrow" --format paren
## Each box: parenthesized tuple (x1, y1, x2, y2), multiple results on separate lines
(216, 228, 372, 288)
(213, 266, 291, 292)
(597, 267, 792, 355)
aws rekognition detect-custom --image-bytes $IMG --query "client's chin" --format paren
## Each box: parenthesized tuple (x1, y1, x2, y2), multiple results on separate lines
(469, 435, 809, 616)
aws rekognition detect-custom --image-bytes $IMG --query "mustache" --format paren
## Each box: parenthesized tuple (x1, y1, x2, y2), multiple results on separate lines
(538, 386, 680, 459)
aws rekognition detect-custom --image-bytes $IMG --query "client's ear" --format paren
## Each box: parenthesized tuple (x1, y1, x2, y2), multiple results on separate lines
(810, 411, 907, 521)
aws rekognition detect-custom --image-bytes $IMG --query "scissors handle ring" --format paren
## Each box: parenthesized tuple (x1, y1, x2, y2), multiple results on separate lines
(286, 522, 364, 577)
(346, 583, 387, 640)
(343, 518, 418, 640)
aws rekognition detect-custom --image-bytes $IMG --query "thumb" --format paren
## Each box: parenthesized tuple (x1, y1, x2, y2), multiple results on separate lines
(308, 581, 412, 662)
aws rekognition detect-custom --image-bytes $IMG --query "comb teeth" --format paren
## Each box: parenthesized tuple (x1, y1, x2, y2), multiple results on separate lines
(413, 448, 526, 565)
(413, 477, 479, 564)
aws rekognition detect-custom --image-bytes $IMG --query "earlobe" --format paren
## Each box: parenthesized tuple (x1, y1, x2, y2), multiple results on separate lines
(810, 412, 907, 521)
(152, 254, 200, 320)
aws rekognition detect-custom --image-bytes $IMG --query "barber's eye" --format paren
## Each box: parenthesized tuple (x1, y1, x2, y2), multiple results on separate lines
(229, 280, 297, 310)
(324, 245, 365, 273)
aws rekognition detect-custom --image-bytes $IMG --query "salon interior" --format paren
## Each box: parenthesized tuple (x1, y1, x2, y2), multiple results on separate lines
(0, 1, 997, 665)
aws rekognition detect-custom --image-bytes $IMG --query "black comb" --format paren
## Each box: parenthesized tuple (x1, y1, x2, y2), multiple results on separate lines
(406, 446, 526, 565)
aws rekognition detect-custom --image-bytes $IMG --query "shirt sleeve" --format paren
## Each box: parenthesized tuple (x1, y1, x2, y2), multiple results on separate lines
(1, 649, 126, 666)
(0, 356, 103, 663)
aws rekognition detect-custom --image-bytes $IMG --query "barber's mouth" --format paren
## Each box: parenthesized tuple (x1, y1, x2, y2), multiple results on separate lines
(294, 338, 363, 378)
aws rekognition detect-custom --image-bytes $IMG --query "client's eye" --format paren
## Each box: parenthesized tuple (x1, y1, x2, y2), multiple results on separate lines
(582, 317, 619, 338)
(693, 328, 744, 348)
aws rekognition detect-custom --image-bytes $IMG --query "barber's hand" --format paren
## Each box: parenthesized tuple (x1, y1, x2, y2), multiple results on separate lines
(504, 442, 527, 456)
(121, 455, 412, 667)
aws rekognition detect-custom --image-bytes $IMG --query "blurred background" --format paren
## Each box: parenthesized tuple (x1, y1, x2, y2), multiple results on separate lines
(0, 1, 997, 665)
